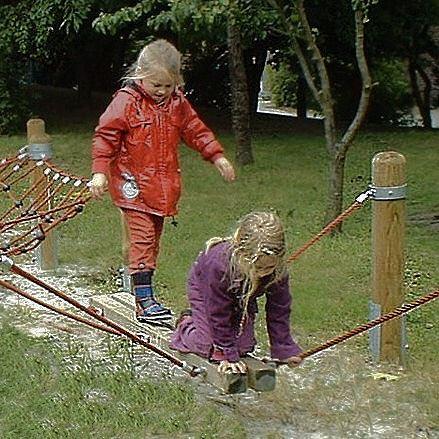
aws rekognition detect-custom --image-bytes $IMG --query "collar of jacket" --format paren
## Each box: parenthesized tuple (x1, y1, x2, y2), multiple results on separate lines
(123, 80, 180, 108)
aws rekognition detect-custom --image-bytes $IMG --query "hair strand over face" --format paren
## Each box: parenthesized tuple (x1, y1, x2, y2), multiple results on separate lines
(123, 39, 184, 87)
(206, 211, 287, 336)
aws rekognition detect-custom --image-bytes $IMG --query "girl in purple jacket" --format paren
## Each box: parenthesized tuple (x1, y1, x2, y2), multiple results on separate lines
(170, 211, 302, 374)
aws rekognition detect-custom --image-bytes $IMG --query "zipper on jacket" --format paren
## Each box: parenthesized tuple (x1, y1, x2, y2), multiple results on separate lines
(157, 110, 168, 212)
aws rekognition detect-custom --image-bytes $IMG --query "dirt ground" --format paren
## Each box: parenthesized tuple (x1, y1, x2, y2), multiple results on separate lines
(0, 261, 437, 439)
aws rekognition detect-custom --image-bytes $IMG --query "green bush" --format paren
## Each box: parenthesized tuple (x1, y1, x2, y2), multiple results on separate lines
(367, 58, 413, 124)
(0, 56, 30, 134)
(266, 63, 298, 107)
(266, 57, 414, 125)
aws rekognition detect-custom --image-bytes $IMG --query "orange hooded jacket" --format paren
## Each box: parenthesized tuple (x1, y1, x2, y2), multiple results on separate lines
(92, 84, 224, 216)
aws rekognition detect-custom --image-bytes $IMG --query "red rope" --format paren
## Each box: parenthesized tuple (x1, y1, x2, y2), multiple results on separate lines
(298, 290, 439, 359)
(0, 278, 122, 336)
(287, 199, 367, 264)
(3, 260, 203, 376)
(0, 156, 92, 256)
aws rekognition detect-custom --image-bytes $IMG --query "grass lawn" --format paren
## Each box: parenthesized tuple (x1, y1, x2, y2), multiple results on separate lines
(0, 87, 437, 437)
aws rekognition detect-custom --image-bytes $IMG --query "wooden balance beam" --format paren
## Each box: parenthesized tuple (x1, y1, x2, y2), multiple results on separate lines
(89, 292, 276, 394)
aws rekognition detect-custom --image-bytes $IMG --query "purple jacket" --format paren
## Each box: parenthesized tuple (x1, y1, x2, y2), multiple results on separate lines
(169, 242, 301, 362)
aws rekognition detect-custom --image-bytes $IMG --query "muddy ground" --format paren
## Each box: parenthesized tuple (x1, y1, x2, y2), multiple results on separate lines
(0, 260, 437, 439)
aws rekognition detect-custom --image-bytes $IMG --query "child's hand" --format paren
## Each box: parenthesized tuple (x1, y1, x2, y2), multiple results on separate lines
(217, 360, 247, 374)
(214, 157, 236, 182)
(90, 173, 108, 199)
(283, 355, 303, 368)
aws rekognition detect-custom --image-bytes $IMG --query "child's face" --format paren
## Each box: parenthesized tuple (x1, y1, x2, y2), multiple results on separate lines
(253, 254, 279, 278)
(141, 70, 175, 104)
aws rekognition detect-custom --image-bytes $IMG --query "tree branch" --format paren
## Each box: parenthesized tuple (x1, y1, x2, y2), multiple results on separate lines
(266, 0, 322, 107)
(339, 9, 372, 151)
(296, 0, 336, 149)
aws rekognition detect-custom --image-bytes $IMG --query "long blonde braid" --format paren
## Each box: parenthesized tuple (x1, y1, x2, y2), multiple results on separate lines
(203, 212, 287, 334)
(226, 212, 287, 335)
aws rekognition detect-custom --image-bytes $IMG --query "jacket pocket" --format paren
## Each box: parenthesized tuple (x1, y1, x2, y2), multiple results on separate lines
(126, 109, 153, 145)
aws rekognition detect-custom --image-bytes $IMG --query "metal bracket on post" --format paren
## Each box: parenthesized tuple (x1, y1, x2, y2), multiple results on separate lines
(368, 300, 381, 363)
(118, 266, 132, 294)
(28, 143, 53, 161)
(368, 184, 407, 201)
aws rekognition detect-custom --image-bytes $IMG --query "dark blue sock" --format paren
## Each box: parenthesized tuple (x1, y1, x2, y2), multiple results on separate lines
(131, 271, 154, 299)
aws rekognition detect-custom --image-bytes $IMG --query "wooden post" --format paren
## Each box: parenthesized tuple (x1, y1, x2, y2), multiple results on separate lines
(26, 118, 58, 270)
(371, 151, 407, 364)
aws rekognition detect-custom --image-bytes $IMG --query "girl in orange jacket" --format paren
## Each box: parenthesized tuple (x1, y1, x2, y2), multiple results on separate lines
(90, 39, 235, 322)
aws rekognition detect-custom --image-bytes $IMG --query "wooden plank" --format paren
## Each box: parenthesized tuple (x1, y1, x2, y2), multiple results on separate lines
(89, 292, 248, 394)
(106, 293, 276, 391)
(241, 356, 276, 392)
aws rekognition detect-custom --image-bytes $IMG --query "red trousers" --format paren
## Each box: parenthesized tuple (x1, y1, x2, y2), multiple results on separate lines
(121, 209, 164, 273)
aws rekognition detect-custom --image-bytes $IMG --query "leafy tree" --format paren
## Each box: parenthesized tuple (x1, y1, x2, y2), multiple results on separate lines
(267, 0, 375, 229)
(0, 1, 89, 132)
(368, 58, 413, 124)
(0, 0, 143, 133)
(367, 0, 439, 128)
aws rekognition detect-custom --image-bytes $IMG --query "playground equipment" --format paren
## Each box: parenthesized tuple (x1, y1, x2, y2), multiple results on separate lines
(0, 119, 90, 262)
(0, 121, 437, 393)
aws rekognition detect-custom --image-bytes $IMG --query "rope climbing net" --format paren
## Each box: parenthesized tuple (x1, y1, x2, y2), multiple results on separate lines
(0, 151, 91, 256)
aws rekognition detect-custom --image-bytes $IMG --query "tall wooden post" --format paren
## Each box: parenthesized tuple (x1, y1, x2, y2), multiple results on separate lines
(27, 118, 58, 270)
(370, 151, 407, 364)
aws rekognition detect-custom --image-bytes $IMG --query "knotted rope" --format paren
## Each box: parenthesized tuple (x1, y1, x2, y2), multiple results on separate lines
(1, 152, 91, 256)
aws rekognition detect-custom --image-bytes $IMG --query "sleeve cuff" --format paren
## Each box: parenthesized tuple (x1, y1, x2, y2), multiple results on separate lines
(210, 153, 224, 164)
(91, 159, 110, 174)
(200, 139, 224, 162)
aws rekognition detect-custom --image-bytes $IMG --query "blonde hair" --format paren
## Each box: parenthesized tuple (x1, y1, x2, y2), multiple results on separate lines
(123, 39, 184, 87)
(206, 211, 287, 334)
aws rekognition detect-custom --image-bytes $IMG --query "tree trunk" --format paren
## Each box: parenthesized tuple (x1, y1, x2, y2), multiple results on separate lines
(296, 71, 307, 119)
(324, 152, 346, 227)
(408, 59, 432, 129)
(271, 1, 372, 230)
(227, 15, 253, 166)
(244, 46, 268, 115)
